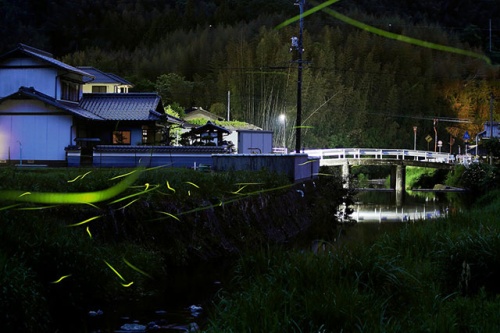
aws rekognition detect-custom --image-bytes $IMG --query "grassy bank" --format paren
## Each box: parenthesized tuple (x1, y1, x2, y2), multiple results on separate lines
(204, 187, 500, 332)
(0, 166, 348, 332)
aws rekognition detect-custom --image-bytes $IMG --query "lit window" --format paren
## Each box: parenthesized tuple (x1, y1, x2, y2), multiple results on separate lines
(92, 86, 107, 93)
(112, 131, 131, 145)
(61, 80, 80, 102)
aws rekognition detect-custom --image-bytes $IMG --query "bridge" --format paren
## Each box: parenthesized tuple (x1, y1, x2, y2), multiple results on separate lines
(303, 148, 458, 205)
(304, 148, 456, 166)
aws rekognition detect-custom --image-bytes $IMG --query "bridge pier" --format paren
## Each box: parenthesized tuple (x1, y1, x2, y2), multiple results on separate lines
(394, 165, 406, 206)
(342, 162, 350, 188)
(395, 164, 406, 192)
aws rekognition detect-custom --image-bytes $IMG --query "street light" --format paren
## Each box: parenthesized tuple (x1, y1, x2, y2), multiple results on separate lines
(279, 114, 286, 148)
(433, 119, 438, 152)
(413, 126, 417, 150)
(475, 134, 480, 156)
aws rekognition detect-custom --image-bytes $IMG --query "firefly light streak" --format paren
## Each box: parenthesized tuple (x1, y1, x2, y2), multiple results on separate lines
(185, 181, 200, 189)
(123, 258, 152, 278)
(0, 169, 143, 204)
(276, 0, 491, 64)
(66, 215, 103, 227)
(321, 6, 492, 64)
(104, 260, 134, 287)
(166, 181, 176, 193)
(275, 0, 342, 30)
(51, 274, 72, 284)
(67, 171, 92, 183)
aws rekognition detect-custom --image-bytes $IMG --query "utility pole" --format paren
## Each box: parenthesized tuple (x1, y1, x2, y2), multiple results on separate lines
(490, 92, 495, 165)
(490, 92, 494, 139)
(292, 0, 305, 153)
(490, 19, 492, 53)
(433, 119, 438, 152)
(227, 91, 231, 121)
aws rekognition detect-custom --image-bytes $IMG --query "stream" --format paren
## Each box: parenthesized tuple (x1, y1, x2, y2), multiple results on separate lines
(87, 190, 470, 332)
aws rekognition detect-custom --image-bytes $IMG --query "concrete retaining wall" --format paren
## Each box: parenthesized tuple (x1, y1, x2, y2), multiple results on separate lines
(212, 154, 319, 182)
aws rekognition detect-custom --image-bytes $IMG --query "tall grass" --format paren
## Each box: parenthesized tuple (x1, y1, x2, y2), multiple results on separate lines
(205, 195, 500, 332)
(0, 166, 305, 331)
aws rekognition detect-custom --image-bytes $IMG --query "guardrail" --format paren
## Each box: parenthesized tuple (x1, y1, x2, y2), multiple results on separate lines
(304, 148, 456, 164)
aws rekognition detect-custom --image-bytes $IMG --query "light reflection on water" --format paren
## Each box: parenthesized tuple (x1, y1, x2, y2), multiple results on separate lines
(350, 190, 464, 223)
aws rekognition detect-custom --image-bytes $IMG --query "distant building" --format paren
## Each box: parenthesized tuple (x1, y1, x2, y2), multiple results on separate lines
(477, 121, 500, 139)
(0, 44, 181, 166)
(184, 107, 224, 122)
(78, 66, 133, 93)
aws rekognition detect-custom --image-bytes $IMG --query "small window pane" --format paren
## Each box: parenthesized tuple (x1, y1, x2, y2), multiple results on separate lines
(92, 86, 107, 93)
(113, 131, 131, 145)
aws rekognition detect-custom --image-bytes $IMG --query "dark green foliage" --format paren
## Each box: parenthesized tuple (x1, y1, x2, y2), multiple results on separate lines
(206, 197, 500, 332)
(0, 252, 50, 333)
(2, 1, 498, 150)
(406, 166, 449, 189)
(460, 163, 500, 192)
(0, 167, 341, 331)
(481, 140, 500, 159)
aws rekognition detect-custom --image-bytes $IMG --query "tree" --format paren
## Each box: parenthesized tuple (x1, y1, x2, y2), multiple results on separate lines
(155, 73, 194, 107)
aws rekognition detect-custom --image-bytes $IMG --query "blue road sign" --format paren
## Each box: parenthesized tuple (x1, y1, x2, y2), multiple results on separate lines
(463, 131, 470, 141)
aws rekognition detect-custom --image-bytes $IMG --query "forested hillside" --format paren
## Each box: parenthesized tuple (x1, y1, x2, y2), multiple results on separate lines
(1, 0, 499, 150)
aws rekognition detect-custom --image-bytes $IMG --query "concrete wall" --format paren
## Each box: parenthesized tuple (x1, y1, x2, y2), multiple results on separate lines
(0, 100, 73, 162)
(0, 58, 58, 98)
(212, 154, 319, 182)
(237, 130, 274, 154)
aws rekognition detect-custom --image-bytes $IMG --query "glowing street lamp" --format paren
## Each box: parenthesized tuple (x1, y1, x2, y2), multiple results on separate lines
(279, 114, 286, 148)
(413, 126, 417, 150)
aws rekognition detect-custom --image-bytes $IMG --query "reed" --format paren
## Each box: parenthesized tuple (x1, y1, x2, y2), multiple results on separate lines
(205, 196, 500, 332)
(0, 166, 296, 331)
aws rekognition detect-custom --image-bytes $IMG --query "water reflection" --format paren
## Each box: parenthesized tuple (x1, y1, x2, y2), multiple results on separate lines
(351, 190, 463, 223)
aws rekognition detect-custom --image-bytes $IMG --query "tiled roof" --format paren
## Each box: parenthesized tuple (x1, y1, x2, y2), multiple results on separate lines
(190, 121, 231, 134)
(95, 145, 228, 154)
(106, 73, 134, 86)
(0, 88, 184, 124)
(80, 93, 164, 121)
(77, 66, 133, 86)
(0, 87, 104, 120)
(0, 44, 93, 80)
(184, 106, 224, 121)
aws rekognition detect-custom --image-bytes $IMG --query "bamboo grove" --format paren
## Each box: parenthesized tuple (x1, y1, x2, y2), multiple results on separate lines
(43, 5, 500, 151)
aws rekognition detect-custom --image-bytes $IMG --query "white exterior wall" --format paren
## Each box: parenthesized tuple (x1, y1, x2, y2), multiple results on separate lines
(82, 83, 129, 94)
(237, 130, 274, 154)
(0, 58, 59, 98)
(82, 83, 115, 93)
(483, 123, 500, 138)
(0, 100, 72, 162)
(131, 128, 143, 145)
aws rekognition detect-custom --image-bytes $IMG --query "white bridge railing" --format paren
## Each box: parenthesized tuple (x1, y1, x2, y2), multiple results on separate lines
(304, 148, 457, 164)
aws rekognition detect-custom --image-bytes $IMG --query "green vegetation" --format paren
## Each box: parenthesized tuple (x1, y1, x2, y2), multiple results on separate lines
(204, 165, 500, 332)
(0, 166, 348, 331)
(3, 1, 498, 150)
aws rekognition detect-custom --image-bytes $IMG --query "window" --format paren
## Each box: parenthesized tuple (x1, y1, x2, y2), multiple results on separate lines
(61, 80, 80, 102)
(92, 86, 107, 93)
(142, 128, 148, 144)
(112, 131, 131, 145)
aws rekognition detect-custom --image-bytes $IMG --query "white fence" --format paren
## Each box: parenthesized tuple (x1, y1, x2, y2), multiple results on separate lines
(304, 148, 456, 164)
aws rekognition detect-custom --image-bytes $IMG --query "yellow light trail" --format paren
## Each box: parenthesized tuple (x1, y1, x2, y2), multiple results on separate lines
(123, 258, 152, 278)
(185, 182, 200, 189)
(166, 181, 176, 193)
(51, 274, 72, 284)
(66, 215, 103, 227)
(276, 0, 491, 64)
(0, 169, 143, 204)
